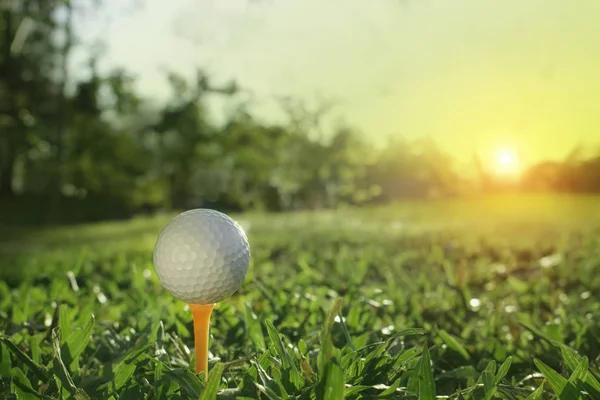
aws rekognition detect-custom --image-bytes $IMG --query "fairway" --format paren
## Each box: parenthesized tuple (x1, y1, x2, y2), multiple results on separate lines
(1, 194, 600, 398)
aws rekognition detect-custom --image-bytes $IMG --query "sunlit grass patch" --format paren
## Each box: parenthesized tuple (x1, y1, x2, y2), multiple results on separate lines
(1, 195, 600, 398)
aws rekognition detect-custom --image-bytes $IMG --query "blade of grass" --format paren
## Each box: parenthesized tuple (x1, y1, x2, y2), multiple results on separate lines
(534, 358, 568, 395)
(525, 382, 545, 400)
(51, 328, 91, 400)
(494, 356, 513, 385)
(58, 304, 73, 343)
(317, 298, 343, 378)
(336, 309, 355, 351)
(110, 343, 153, 392)
(10, 367, 38, 400)
(418, 343, 436, 400)
(265, 320, 303, 388)
(254, 383, 284, 400)
(199, 362, 225, 400)
(244, 302, 266, 352)
(251, 359, 289, 399)
(323, 360, 345, 400)
(481, 370, 497, 400)
(64, 313, 95, 371)
(438, 329, 470, 360)
(560, 344, 600, 394)
(165, 367, 204, 398)
(0, 341, 12, 377)
(568, 356, 588, 384)
(0, 336, 49, 381)
(518, 316, 559, 346)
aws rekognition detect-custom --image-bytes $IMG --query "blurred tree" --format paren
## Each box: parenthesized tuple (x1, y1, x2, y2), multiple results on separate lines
(370, 136, 418, 200)
(521, 146, 600, 194)
(1, 0, 599, 225)
(0, 0, 64, 198)
(319, 127, 378, 206)
(149, 71, 237, 210)
(369, 136, 459, 201)
(211, 110, 288, 210)
(521, 161, 563, 191)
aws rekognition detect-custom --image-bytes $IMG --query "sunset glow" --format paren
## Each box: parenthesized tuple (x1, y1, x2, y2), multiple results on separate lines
(493, 148, 521, 176)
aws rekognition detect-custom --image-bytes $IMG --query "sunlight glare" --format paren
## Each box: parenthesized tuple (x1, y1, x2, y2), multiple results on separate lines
(494, 148, 521, 176)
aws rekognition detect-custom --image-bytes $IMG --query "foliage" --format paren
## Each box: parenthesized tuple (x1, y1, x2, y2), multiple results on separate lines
(0, 0, 465, 224)
(1, 1, 600, 226)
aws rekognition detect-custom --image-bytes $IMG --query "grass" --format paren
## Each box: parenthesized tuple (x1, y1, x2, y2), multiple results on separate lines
(1, 193, 600, 399)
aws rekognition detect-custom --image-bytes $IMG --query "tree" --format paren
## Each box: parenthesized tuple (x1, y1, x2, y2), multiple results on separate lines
(0, 0, 65, 197)
(149, 71, 237, 210)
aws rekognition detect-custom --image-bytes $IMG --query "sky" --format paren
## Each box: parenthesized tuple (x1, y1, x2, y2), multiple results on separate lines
(72, 0, 600, 169)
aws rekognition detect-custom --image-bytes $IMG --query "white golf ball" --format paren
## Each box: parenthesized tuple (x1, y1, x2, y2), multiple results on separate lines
(153, 209, 250, 304)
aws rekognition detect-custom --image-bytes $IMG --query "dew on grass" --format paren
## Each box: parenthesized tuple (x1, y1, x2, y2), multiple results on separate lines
(504, 305, 517, 313)
(540, 253, 563, 268)
(381, 325, 394, 335)
(67, 271, 79, 291)
(469, 298, 481, 311)
(581, 291, 591, 300)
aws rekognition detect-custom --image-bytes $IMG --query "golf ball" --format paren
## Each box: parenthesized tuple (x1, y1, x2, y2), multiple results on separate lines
(153, 209, 250, 304)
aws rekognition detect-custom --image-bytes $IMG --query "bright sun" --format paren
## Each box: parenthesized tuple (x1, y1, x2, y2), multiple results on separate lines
(493, 148, 521, 175)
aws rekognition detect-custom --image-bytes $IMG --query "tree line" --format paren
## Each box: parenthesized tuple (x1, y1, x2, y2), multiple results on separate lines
(1, 1, 598, 225)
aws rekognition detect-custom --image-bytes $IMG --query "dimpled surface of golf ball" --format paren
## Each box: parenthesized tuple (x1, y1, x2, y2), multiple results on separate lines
(153, 209, 250, 304)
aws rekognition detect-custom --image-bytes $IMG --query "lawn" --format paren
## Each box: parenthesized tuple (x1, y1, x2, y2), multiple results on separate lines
(1, 194, 600, 399)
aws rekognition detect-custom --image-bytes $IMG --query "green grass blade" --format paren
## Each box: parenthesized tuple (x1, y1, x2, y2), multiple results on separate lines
(200, 362, 225, 400)
(254, 383, 284, 400)
(388, 327, 426, 339)
(518, 316, 559, 346)
(10, 367, 38, 400)
(437, 365, 480, 381)
(481, 370, 497, 400)
(560, 344, 582, 372)
(318, 298, 343, 378)
(568, 356, 588, 384)
(0, 336, 49, 381)
(533, 358, 567, 394)
(392, 346, 420, 369)
(265, 320, 292, 369)
(112, 358, 137, 392)
(108, 342, 152, 392)
(265, 320, 303, 388)
(525, 382, 545, 400)
(560, 356, 588, 399)
(379, 377, 402, 396)
(323, 360, 345, 400)
(244, 302, 266, 351)
(407, 356, 421, 395)
(418, 343, 436, 400)
(494, 356, 513, 385)
(65, 313, 95, 371)
(58, 304, 73, 343)
(438, 329, 470, 360)
(560, 344, 600, 395)
(475, 360, 496, 386)
(51, 328, 91, 399)
(0, 341, 12, 377)
(30, 337, 41, 366)
(344, 384, 371, 397)
(251, 359, 289, 399)
(336, 309, 356, 351)
(483, 360, 497, 375)
(165, 367, 203, 398)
